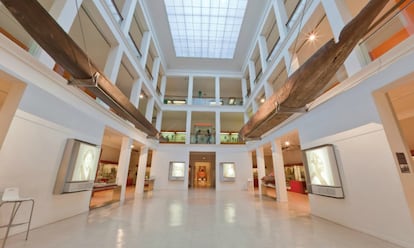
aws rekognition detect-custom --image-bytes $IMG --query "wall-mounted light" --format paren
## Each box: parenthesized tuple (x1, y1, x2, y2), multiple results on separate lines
(139, 93, 144, 99)
(260, 98, 265, 103)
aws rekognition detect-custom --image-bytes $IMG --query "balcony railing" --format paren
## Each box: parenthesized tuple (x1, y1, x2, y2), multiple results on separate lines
(160, 131, 186, 143)
(220, 132, 244, 144)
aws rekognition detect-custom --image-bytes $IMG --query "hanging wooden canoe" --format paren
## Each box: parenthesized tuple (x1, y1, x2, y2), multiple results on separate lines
(239, 0, 389, 140)
(1, 0, 159, 138)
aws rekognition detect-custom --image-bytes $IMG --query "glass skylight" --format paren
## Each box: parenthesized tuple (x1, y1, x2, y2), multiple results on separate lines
(164, 0, 248, 59)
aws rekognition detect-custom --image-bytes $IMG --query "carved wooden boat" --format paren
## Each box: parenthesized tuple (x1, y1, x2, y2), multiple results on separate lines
(1, 0, 159, 138)
(238, 0, 389, 140)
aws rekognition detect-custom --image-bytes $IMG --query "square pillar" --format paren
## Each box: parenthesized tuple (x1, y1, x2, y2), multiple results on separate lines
(117, 137, 133, 203)
(185, 110, 192, 144)
(271, 140, 288, 202)
(187, 75, 194, 105)
(273, 0, 288, 40)
(256, 147, 266, 197)
(258, 35, 269, 71)
(215, 111, 220, 145)
(104, 45, 124, 83)
(215, 76, 220, 104)
(135, 146, 148, 194)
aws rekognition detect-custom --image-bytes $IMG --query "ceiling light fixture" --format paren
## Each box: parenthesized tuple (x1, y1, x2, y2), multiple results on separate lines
(260, 98, 265, 103)
(307, 32, 317, 42)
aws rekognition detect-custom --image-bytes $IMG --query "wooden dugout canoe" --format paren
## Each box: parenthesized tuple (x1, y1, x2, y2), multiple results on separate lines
(238, 0, 389, 140)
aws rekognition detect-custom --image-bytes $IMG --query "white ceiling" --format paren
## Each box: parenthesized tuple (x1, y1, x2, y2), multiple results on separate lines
(142, 0, 271, 74)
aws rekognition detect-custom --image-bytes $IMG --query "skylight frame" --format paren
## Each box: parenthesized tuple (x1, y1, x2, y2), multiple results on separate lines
(164, 0, 248, 59)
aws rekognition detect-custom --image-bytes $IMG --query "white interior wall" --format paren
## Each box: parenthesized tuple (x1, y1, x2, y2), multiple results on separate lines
(215, 148, 252, 191)
(0, 110, 104, 237)
(304, 124, 414, 246)
(264, 47, 414, 247)
(151, 147, 190, 190)
(151, 146, 252, 191)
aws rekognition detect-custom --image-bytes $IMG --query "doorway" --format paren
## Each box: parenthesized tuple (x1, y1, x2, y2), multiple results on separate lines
(374, 76, 414, 219)
(189, 152, 216, 188)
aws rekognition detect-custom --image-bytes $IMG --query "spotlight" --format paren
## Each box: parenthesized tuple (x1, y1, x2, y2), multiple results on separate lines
(308, 32, 317, 42)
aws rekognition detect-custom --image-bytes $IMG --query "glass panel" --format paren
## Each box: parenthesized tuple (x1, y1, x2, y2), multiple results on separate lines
(164, 0, 248, 58)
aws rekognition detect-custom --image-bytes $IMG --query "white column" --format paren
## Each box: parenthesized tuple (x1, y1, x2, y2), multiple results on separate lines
(248, 60, 256, 89)
(35, 0, 84, 68)
(187, 75, 194, 105)
(152, 57, 161, 87)
(256, 147, 266, 197)
(140, 31, 151, 66)
(160, 75, 167, 102)
(215, 76, 220, 104)
(156, 110, 163, 131)
(215, 111, 220, 145)
(104, 45, 124, 82)
(271, 140, 288, 202)
(121, 0, 138, 34)
(321, 0, 364, 76)
(258, 35, 268, 70)
(264, 80, 273, 99)
(185, 110, 192, 144)
(117, 137, 133, 203)
(244, 111, 249, 124)
(145, 97, 155, 121)
(241, 78, 247, 103)
(130, 78, 143, 107)
(273, 0, 288, 40)
(135, 146, 148, 194)
(287, 52, 300, 76)
(252, 100, 258, 113)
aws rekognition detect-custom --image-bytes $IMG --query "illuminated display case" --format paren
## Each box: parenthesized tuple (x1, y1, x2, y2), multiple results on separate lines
(54, 139, 101, 194)
(220, 162, 236, 182)
(303, 144, 344, 198)
(169, 161, 186, 181)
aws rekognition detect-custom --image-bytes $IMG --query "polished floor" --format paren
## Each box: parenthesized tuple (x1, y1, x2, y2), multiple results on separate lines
(3, 190, 401, 248)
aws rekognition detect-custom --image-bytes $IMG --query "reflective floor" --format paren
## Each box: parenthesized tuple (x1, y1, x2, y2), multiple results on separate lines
(3, 190, 401, 248)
